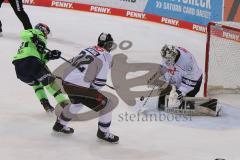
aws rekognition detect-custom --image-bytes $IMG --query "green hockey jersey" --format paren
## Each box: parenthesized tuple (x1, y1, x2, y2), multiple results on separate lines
(12, 29, 48, 63)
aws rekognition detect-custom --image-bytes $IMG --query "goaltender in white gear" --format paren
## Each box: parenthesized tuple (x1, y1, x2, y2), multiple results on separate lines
(157, 45, 221, 116)
(162, 46, 202, 96)
(52, 33, 119, 143)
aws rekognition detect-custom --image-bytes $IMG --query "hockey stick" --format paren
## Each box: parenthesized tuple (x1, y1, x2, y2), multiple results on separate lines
(105, 84, 116, 90)
(45, 48, 116, 90)
(141, 69, 169, 105)
(138, 85, 158, 113)
(45, 48, 72, 64)
(142, 84, 156, 106)
(139, 69, 170, 113)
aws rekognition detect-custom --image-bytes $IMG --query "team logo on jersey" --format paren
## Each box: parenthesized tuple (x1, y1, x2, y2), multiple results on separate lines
(167, 67, 176, 75)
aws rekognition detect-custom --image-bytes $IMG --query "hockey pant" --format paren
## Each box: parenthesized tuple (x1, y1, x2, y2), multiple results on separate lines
(13, 57, 68, 104)
(59, 81, 112, 132)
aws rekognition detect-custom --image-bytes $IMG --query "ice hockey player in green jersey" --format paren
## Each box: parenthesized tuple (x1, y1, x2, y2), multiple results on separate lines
(12, 23, 69, 112)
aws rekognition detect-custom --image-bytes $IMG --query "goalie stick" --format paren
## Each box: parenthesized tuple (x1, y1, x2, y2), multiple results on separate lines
(139, 69, 169, 112)
(45, 48, 116, 90)
(142, 84, 157, 106)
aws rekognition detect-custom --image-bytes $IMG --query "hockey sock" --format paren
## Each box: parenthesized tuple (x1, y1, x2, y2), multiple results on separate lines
(33, 84, 48, 101)
(98, 110, 112, 133)
(58, 117, 69, 126)
(98, 121, 111, 133)
(45, 81, 69, 104)
(98, 97, 113, 132)
(59, 104, 83, 125)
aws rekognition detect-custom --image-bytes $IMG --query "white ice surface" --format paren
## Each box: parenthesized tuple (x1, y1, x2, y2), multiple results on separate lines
(0, 4, 240, 160)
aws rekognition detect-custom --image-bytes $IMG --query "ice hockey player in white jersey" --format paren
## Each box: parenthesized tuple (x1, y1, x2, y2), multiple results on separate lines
(158, 44, 203, 110)
(52, 33, 119, 143)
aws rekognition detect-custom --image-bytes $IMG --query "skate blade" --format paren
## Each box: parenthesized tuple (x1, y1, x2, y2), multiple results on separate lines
(97, 138, 119, 144)
(46, 111, 54, 116)
(51, 131, 74, 136)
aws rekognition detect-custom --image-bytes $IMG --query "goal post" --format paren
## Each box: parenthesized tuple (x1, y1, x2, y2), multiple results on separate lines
(204, 22, 240, 97)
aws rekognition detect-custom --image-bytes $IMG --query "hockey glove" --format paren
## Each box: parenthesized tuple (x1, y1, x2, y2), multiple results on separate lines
(46, 50, 62, 60)
(31, 34, 46, 53)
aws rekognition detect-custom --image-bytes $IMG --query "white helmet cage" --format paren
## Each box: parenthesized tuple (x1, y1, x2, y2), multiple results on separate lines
(161, 44, 178, 65)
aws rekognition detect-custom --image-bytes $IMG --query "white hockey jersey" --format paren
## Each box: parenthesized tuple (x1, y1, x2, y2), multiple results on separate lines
(162, 47, 202, 96)
(64, 46, 112, 90)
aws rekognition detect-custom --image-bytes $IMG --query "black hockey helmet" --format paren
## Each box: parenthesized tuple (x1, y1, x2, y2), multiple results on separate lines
(35, 23, 50, 38)
(98, 33, 114, 52)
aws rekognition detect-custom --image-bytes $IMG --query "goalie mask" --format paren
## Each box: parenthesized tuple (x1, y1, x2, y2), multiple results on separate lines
(161, 44, 178, 66)
(35, 23, 50, 38)
(98, 33, 114, 52)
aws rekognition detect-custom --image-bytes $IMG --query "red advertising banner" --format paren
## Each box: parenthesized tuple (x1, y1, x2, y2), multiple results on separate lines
(224, 0, 240, 22)
(211, 24, 240, 43)
(3, 0, 207, 33)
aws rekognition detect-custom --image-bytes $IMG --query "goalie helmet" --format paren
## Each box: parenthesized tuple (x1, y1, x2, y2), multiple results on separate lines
(98, 33, 114, 52)
(161, 44, 179, 66)
(35, 23, 50, 38)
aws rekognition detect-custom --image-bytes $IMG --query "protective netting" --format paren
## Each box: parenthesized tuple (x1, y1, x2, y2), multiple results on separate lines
(206, 22, 240, 95)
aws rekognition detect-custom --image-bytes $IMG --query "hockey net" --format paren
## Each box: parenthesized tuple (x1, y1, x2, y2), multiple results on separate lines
(204, 22, 240, 96)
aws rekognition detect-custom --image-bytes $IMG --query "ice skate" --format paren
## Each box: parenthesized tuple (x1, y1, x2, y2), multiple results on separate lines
(97, 129, 119, 143)
(52, 119, 74, 134)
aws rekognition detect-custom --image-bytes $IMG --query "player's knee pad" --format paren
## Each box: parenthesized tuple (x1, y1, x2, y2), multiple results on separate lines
(23, 79, 39, 86)
(16, 73, 39, 86)
(38, 74, 56, 86)
(99, 97, 115, 117)
(94, 94, 108, 112)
